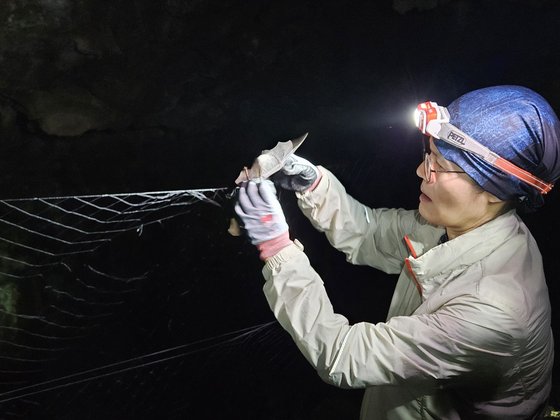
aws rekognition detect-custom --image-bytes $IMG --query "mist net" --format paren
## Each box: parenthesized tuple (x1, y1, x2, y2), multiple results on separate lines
(0, 188, 285, 419)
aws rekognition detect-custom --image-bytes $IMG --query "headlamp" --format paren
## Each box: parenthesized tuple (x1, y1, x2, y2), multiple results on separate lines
(414, 101, 554, 195)
(413, 101, 449, 137)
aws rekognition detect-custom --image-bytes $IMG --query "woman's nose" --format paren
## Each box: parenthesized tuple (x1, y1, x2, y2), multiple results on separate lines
(416, 161, 426, 180)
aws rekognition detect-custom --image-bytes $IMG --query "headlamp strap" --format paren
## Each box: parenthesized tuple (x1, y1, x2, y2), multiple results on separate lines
(437, 124, 553, 194)
(493, 157, 553, 194)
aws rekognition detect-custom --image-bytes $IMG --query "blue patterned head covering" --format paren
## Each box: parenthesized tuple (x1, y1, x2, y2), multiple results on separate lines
(436, 85, 560, 212)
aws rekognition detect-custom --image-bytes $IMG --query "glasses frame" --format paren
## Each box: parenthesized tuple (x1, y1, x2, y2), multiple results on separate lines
(414, 101, 554, 194)
(423, 152, 466, 183)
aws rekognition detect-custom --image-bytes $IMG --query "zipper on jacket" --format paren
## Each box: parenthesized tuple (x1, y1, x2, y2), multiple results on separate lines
(403, 234, 418, 258)
(404, 258, 423, 297)
(403, 235, 422, 297)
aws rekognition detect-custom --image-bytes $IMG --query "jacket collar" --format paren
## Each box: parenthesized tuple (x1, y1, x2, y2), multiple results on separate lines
(404, 210, 519, 299)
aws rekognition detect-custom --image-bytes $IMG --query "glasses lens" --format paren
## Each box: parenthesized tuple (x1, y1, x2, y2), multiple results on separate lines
(424, 153, 431, 182)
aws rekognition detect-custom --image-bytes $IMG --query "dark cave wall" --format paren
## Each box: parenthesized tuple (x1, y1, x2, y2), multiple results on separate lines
(1, 0, 559, 199)
(1, 1, 560, 419)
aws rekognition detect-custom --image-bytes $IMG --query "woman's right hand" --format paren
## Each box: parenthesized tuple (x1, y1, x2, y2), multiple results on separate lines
(271, 154, 321, 192)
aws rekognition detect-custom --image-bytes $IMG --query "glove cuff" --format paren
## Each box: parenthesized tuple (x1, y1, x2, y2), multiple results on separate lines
(257, 231, 292, 261)
(305, 168, 323, 193)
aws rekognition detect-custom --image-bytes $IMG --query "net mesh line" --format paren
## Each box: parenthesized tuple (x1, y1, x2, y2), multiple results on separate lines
(0, 188, 228, 265)
(0, 186, 262, 418)
(0, 321, 276, 404)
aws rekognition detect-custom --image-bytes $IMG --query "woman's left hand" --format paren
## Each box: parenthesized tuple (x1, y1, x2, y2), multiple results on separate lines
(235, 180, 289, 245)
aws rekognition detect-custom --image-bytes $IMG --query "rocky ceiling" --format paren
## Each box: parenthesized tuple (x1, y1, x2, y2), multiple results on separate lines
(0, 0, 558, 197)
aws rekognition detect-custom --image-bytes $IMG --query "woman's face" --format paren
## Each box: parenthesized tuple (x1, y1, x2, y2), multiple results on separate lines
(416, 139, 504, 239)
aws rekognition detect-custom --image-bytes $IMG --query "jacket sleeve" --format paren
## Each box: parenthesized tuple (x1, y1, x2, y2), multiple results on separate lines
(296, 166, 425, 274)
(262, 244, 518, 390)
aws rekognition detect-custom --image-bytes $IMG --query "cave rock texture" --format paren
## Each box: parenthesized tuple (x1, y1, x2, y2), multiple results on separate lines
(1, 1, 560, 420)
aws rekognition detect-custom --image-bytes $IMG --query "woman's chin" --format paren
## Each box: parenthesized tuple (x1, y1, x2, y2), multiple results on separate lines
(418, 203, 438, 225)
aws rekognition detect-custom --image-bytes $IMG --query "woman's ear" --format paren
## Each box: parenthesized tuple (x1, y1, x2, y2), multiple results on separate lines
(483, 190, 513, 215)
(485, 191, 503, 204)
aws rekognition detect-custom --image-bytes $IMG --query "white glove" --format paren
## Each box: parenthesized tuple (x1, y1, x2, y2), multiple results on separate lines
(235, 180, 289, 245)
(271, 154, 320, 192)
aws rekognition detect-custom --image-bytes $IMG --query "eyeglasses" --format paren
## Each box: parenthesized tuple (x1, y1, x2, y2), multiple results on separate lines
(424, 152, 465, 183)
(413, 101, 554, 194)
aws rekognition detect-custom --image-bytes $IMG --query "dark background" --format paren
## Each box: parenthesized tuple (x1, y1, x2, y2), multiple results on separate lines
(0, 0, 559, 419)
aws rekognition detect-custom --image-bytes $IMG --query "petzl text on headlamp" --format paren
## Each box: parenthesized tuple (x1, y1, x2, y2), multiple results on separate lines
(413, 101, 554, 195)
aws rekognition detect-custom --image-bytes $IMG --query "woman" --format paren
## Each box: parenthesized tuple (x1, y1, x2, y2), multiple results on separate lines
(235, 85, 560, 419)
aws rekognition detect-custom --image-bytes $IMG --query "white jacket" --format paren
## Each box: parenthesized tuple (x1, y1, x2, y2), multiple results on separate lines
(262, 167, 553, 419)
